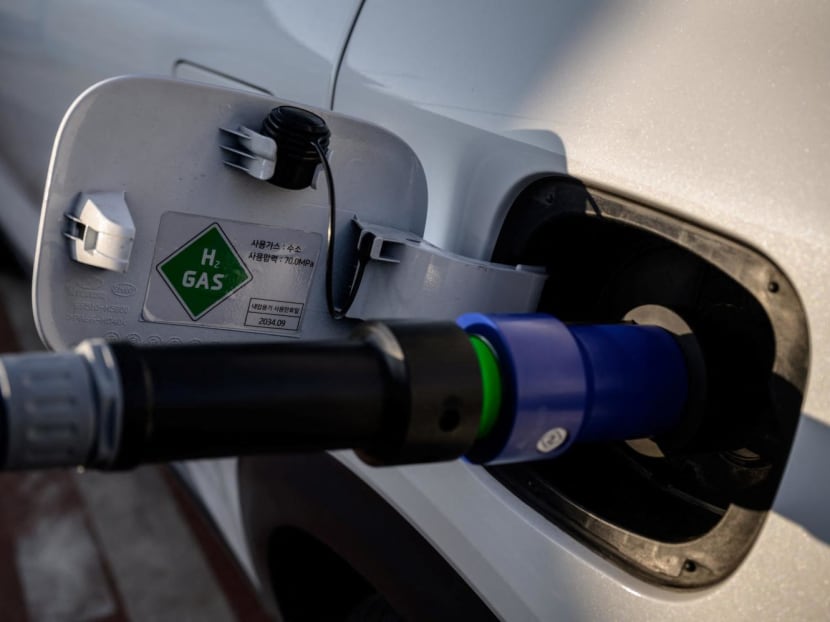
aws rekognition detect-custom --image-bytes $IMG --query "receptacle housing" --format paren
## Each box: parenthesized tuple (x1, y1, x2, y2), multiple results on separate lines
(489, 177, 808, 587)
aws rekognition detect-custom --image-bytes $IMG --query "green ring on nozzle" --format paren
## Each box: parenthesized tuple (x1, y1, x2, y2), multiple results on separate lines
(469, 335, 502, 440)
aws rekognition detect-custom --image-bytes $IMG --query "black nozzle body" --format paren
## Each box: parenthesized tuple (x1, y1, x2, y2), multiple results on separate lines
(107, 322, 482, 469)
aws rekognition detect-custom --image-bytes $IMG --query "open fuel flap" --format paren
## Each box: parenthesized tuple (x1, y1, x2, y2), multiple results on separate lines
(488, 176, 808, 588)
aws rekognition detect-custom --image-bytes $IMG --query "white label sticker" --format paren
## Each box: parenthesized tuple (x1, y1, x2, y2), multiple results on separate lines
(143, 212, 321, 336)
(536, 427, 569, 453)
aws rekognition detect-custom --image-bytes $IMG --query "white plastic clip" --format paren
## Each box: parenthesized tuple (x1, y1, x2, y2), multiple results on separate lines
(64, 192, 135, 273)
(219, 126, 277, 180)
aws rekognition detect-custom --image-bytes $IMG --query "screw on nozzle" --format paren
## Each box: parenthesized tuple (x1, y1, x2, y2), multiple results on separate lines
(261, 106, 331, 190)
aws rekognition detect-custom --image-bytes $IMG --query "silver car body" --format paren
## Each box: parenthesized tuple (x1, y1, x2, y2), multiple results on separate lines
(0, 1, 828, 619)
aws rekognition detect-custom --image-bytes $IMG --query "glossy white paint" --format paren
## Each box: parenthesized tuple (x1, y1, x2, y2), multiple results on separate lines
(0, 0, 361, 264)
(2, 1, 828, 619)
(177, 459, 258, 583)
(333, 1, 830, 619)
(0, 0, 362, 600)
(336, 3, 830, 424)
(336, 415, 830, 620)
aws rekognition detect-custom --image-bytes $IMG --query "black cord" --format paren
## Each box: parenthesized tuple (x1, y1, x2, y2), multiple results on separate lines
(312, 140, 369, 320)
(311, 140, 341, 319)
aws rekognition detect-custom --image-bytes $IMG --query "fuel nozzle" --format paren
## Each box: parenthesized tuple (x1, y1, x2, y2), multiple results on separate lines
(460, 313, 689, 464)
(0, 314, 690, 471)
(0, 321, 484, 470)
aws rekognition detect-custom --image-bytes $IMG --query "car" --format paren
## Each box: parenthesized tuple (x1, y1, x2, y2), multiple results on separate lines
(1, 2, 828, 620)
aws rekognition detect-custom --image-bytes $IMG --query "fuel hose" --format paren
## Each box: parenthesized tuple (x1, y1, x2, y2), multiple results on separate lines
(0, 314, 690, 471)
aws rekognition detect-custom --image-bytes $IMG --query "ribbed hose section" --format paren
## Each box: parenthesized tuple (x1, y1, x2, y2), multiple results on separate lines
(0, 340, 121, 469)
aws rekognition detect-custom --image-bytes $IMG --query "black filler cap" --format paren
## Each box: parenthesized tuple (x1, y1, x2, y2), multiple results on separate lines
(261, 106, 331, 190)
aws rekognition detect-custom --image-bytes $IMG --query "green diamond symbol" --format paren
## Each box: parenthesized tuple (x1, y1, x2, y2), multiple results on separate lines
(157, 223, 252, 320)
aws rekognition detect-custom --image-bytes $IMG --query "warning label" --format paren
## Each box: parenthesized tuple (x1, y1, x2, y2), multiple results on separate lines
(157, 224, 251, 320)
(143, 212, 321, 336)
(245, 298, 304, 331)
